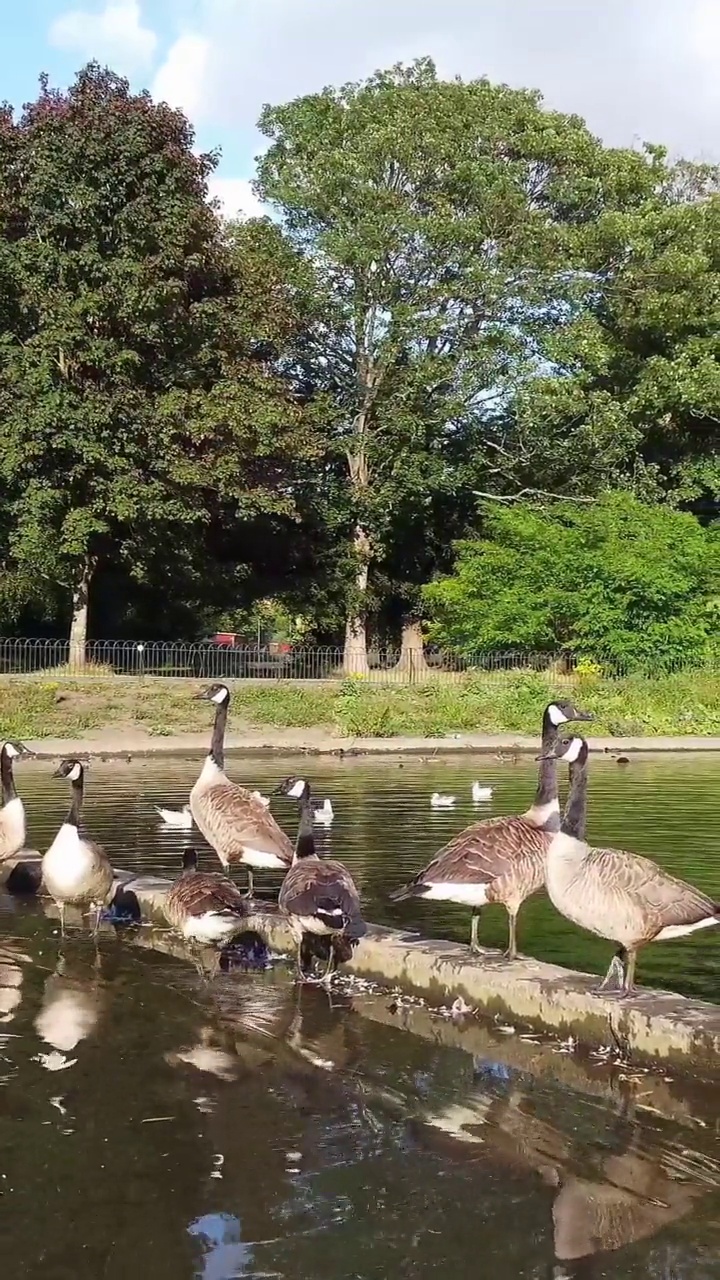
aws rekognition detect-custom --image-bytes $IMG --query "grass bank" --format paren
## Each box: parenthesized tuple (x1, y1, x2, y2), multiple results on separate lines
(1, 670, 719, 742)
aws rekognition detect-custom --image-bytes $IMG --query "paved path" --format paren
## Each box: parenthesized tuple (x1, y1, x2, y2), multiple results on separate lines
(21, 728, 720, 757)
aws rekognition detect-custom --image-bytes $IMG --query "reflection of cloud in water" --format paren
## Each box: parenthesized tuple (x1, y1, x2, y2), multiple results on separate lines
(0, 941, 32, 1024)
(188, 1212, 253, 1280)
(34, 969, 101, 1053)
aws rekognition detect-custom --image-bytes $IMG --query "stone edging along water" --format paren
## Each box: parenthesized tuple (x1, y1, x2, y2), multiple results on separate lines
(5, 856, 716, 1074)
(19, 730, 720, 757)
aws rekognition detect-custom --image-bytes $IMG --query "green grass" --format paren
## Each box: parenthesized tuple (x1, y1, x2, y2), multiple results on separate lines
(1, 669, 719, 741)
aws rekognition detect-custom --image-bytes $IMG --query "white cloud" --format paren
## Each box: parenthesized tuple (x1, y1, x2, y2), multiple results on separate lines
(151, 33, 211, 118)
(147, 0, 720, 160)
(207, 176, 266, 221)
(49, 0, 157, 71)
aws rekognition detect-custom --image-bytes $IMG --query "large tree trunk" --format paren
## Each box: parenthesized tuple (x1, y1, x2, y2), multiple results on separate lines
(343, 522, 371, 675)
(69, 555, 93, 670)
(343, 438, 371, 676)
(394, 617, 428, 681)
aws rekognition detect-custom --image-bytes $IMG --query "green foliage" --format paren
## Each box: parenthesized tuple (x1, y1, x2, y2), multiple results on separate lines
(0, 65, 319, 634)
(256, 58, 670, 637)
(424, 493, 716, 671)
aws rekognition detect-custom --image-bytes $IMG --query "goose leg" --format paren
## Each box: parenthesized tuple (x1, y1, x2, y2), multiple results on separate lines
(58, 903, 66, 939)
(594, 947, 628, 997)
(294, 939, 305, 981)
(245, 867, 255, 899)
(503, 912, 518, 961)
(470, 910, 482, 954)
(320, 944, 337, 985)
(622, 949, 638, 996)
(91, 904, 102, 937)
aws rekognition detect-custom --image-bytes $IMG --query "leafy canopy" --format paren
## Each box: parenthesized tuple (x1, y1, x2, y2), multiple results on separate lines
(424, 492, 717, 671)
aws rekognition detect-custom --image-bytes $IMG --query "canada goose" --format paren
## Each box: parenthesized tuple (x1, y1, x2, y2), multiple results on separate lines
(273, 776, 366, 981)
(430, 793, 456, 809)
(164, 846, 249, 945)
(189, 684, 293, 896)
(471, 782, 493, 802)
(0, 740, 32, 861)
(154, 804, 193, 829)
(538, 735, 720, 995)
(313, 797, 334, 825)
(42, 760, 114, 937)
(389, 700, 593, 959)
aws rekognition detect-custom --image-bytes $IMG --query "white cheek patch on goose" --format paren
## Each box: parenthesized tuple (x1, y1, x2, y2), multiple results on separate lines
(287, 778, 307, 799)
(211, 687, 229, 704)
(547, 704, 568, 727)
(68, 763, 83, 782)
(562, 738, 584, 763)
(3, 743, 19, 759)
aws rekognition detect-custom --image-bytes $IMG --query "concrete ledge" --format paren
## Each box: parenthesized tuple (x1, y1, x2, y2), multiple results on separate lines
(17, 731, 720, 758)
(109, 868, 720, 1075)
(7, 854, 719, 1075)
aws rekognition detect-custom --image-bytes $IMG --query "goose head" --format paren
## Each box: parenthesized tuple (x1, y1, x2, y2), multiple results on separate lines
(1, 741, 32, 761)
(544, 701, 594, 729)
(272, 776, 309, 801)
(52, 758, 85, 782)
(193, 682, 230, 704)
(536, 736, 589, 766)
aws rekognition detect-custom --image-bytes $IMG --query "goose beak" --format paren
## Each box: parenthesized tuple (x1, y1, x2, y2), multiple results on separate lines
(192, 689, 211, 700)
(535, 750, 554, 761)
(51, 766, 65, 778)
(575, 710, 594, 722)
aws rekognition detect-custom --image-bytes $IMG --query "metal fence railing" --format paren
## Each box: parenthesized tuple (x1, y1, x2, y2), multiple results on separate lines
(0, 638, 716, 682)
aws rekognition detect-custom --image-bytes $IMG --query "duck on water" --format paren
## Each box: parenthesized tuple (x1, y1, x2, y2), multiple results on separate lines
(389, 701, 593, 959)
(538, 734, 720, 996)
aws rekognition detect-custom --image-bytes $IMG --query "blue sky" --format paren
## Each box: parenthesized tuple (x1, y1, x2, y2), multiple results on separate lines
(4, 1, 720, 218)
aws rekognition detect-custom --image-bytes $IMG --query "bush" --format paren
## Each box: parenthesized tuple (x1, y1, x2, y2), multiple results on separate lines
(423, 493, 716, 672)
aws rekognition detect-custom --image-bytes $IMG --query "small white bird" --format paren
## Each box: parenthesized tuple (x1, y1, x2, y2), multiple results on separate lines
(154, 805, 193, 829)
(313, 798, 334, 825)
(251, 790, 271, 808)
(430, 793, 456, 809)
(471, 782, 493, 802)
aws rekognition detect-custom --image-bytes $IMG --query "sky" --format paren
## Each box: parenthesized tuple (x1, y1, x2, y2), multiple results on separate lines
(4, 0, 720, 219)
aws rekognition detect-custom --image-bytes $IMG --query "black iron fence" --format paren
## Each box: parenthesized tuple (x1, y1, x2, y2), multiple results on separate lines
(0, 638, 716, 682)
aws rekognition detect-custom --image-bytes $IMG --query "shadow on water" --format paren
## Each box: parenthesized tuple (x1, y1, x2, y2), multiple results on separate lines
(0, 899, 718, 1279)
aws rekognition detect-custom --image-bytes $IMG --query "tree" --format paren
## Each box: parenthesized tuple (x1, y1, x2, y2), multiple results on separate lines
(423, 493, 716, 672)
(256, 58, 665, 670)
(0, 66, 318, 656)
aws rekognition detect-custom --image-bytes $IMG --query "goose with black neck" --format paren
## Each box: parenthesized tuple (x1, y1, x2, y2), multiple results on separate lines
(42, 759, 114, 936)
(189, 683, 293, 897)
(0, 740, 34, 862)
(389, 700, 593, 959)
(538, 734, 720, 996)
(273, 775, 366, 982)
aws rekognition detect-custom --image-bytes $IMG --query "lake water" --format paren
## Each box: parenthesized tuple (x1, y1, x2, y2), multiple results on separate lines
(2, 750, 720, 1277)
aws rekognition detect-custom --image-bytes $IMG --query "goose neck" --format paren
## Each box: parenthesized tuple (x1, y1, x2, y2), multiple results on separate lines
(293, 797, 316, 862)
(527, 721, 561, 831)
(0, 751, 17, 806)
(209, 700, 228, 771)
(66, 777, 83, 829)
(561, 759, 588, 841)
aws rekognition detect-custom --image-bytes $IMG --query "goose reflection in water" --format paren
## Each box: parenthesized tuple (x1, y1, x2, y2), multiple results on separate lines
(34, 954, 103, 1062)
(0, 940, 32, 1024)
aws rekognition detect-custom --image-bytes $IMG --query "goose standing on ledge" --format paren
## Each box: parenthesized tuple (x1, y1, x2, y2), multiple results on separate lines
(274, 776, 366, 982)
(42, 760, 114, 937)
(164, 847, 249, 945)
(538, 734, 720, 996)
(189, 684, 293, 897)
(389, 701, 593, 959)
(0, 740, 33, 862)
